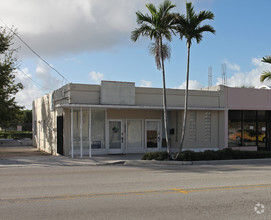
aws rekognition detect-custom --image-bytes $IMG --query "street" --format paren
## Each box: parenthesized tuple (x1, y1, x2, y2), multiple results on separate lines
(1, 159, 271, 219)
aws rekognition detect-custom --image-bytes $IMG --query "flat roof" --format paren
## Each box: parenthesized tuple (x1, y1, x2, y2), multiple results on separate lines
(55, 103, 225, 111)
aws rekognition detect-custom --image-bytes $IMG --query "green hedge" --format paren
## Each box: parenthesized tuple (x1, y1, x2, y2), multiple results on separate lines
(0, 131, 32, 139)
(142, 151, 169, 161)
(142, 148, 271, 161)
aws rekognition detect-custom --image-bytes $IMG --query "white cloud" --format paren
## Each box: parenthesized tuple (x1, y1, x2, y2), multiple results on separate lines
(0, 0, 167, 56)
(14, 68, 44, 109)
(178, 80, 203, 90)
(35, 60, 62, 90)
(14, 61, 63, 109)
(223, 59, 241, 72)
(89, 71, 104, 83)
(140, 80, 152, 87)
(216, 57, 271, 88)
(1, 0, 207, 57)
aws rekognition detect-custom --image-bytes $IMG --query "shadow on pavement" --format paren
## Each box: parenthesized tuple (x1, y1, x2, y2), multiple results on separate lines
(1, 139, 271, 173)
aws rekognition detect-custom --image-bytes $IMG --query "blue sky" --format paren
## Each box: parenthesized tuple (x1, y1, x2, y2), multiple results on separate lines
(1, 0, 271, 109)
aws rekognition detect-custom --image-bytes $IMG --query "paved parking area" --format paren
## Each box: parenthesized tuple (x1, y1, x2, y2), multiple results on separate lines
(0, 139, 143, 167)
(0, 139, 49, 158)
(2, 139, 271, 168)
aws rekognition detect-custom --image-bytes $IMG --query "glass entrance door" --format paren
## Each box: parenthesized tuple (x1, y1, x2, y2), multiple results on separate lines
(108, 120, 123, 154)
(127, 120, 143, 150)
(146, 120, 160, 149)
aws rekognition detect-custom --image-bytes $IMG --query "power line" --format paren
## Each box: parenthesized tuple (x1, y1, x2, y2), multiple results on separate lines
(0, 18, 70, 84)
(17, 68, 53, 91)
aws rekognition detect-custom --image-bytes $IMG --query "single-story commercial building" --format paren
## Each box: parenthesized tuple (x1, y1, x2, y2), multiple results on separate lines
(32, 80, 271, 157)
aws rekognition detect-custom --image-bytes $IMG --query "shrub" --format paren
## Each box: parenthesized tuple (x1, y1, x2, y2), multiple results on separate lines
(0, 131, 32, 139)
(175, 148, 271, 161)
(142, 152, 169, 161)
(142, 148, 271, 161)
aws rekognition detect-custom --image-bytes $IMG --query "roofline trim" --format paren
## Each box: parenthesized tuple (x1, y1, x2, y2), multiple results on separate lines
(55, 103, 225, 111)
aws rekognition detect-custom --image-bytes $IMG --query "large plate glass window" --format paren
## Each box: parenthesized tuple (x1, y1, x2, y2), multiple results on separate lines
(91, 110, 105, 149)
(228, 110, 242, 146)
(146, 121, 159, 148)
(127, 120, 142, 149)
(72, 110, 81, 156)
(109, 121, 122, 149)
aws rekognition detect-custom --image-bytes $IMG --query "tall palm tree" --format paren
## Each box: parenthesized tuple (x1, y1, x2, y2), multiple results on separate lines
(260, 56, 271, 82)
(175, 2, 215, 157)
(131, 0, 176, 157)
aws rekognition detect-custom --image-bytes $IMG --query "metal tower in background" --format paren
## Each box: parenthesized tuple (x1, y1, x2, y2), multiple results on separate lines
(208, 66, 212, 87)
(221, 63, 227, 85)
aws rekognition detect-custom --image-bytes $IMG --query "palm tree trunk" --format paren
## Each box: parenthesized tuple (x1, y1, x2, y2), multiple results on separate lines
(176, 42, 191, 158)
(160, 37, 171, 158)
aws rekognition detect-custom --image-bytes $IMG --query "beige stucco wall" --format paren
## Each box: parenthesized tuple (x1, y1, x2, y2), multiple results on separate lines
(135, 87, 224, 108)
(107, 109, 161, 119)
(34, 82, 231, 156)
(56, 82, 225, 110)
(32, 93, 58, 155)
(34, 82, 271, 155)
(56, 83, 100, 105)
(63, 108, 70, 157)
(226, 87, 271, 110)
(182, 110, 220, 150)
(101, 81, 135, 105)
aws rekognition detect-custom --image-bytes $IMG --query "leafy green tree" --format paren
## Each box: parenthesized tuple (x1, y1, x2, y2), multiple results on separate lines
(16, 110, 32, 124)
(260, 56, 271, 82)
(175, 2, 215, 157)
(131, 0, 176, 156)
(0, 27, 23, 125)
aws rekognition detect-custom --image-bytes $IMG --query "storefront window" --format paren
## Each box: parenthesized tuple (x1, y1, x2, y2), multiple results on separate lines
(127, 120, 142, 149)
(72, 110, 81, 155)
(228, 110, 268, 149)
(82, 110, 90, 152)
(228, 111, 242, 147)
(258, 111, 267, 149)
(243, 111, 256, 146)
(146, 121, 159, 148)
(91, 109, 105, 149)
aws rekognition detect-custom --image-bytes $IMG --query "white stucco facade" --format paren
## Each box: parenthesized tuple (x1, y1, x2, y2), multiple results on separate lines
(32, 81, 271, 157)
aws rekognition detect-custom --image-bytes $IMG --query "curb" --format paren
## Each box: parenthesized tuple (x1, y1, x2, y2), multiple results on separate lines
(124, 160, 192, 166)
(124, 158, 271, 166)
(2, 157, 271, 167)
(191, 158, 271, 165)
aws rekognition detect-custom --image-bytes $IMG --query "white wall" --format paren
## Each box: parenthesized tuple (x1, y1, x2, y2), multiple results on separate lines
(32, 93, 58, 155)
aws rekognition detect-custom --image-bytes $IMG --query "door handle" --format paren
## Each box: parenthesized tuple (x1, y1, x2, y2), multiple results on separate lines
(121, 137, 123, 143)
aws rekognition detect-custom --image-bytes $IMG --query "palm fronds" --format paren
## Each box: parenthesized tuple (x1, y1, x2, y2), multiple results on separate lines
(149, 40, 171, 70)
(175, 1, 215, 47)
(260, 56, 271, 83)
(262, 56, 271, 64)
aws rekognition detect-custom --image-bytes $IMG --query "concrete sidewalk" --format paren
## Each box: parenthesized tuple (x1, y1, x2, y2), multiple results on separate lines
(1, 140, 271, 167)
(0, 153, 144, 167)
(2, 152, 271, 168)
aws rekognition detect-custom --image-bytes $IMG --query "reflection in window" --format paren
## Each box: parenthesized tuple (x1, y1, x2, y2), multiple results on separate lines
(82, 110, 89, 152)
(72, 110, 81, 155)
(146, 121, 159, 148)
(243, 111, 256, 146)
(91, 109, 105, 149)
(127, 120, 142, 149)
(258, 111, 267, 149)
(228, 110, 268, 149)
(228, 111, 242, 147)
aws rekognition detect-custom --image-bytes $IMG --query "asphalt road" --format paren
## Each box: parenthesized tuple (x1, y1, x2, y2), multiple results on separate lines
(1, 161, 271, 220)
